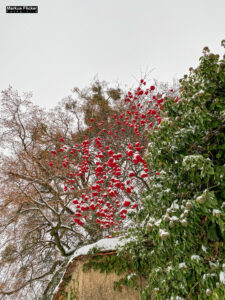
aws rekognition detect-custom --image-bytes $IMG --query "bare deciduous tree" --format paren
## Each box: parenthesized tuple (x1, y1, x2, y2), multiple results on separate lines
(0, 87, 105, 299)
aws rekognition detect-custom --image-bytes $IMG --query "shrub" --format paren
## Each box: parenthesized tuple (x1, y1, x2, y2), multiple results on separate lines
(117, 42, 225, 299)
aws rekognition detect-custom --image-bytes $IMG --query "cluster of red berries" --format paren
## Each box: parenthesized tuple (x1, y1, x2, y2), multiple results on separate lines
(49, 80, 174, 235)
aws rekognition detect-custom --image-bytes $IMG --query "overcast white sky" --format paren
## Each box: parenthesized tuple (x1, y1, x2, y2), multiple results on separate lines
(0, 0, 224, 109)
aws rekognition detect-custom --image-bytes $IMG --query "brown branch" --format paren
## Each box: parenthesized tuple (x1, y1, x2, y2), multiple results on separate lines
(0, 260, 63, 296)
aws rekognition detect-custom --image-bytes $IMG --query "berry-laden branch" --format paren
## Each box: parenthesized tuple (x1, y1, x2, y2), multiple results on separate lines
(49, 81, 176, 237)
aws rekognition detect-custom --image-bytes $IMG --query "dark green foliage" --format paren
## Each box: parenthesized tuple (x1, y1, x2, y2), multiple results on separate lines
(83, 254, 131, 275)
(85, 42, 225, 299)
(122, 42, 225, 299)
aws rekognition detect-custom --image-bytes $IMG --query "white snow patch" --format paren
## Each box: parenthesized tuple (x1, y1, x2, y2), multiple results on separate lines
(170, 200, 179, 210)
(159, 229, 169, 238)
(202, 245, 207, 252)
(213, 209, 221, 216)
(191, 255, 201, 262)
(127, 273, 136, 280)
(167, 266, 173, 272)
(68, 237, 126, 263)
(155, 219, 162, 226)
(220, 271, 225, 285)
(203, 273, 216, 280)
(179, 263, 187, 269)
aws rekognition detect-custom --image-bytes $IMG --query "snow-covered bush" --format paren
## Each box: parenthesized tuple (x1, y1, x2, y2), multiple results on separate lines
(113, 42, 225, 299)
